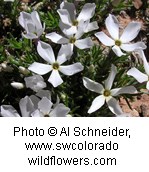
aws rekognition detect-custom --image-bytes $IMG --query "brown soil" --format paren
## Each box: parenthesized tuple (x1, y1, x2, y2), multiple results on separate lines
(120, 92, 149, 117)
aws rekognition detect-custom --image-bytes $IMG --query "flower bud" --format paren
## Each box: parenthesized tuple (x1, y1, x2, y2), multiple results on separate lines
(1, 62, 14, 72)
(88, 64, 95, 73)
(19, 66, 30, 75)
(11, 82, 24, 89)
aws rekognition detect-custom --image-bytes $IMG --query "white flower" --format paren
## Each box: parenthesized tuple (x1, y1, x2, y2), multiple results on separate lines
(57, 2, 98, 35)
(46, 21, 93, 52)
(31, 97, 70, 117)
(0, 96, 35, 117)
(95, 14, 146, 57)
(19, 11, 45, 39)
(83, 64, 137, 115)
(127, 50, 149, 90)
(24, 75, 47, 92)
(0, 93, 70, 117)
(28, 41, 84, 87)
(11, 82, 24, 89)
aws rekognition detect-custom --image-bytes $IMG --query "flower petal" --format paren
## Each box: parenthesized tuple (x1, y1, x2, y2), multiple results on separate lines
(57, 44, 72, 64)
(50, 103, 70, 117)
(106, 97, 123, 115)
(31, 11, 42, 30)
(19, 12, 31, 29)
(120, 22, 141, 43)
(127, 67, 148, 83)
(0, 105, 20, 117)
(62, 25, 77, 36)
(28, 62, 52, 75)
(112, 45, 125, 57)
(121, 42, 146, 52)
(36, 28, 45, 37)
(75, 37, 93, 49)
(37, 41, 55, 64)
(83, 77, 104, 94)
(95, 32, 115, 46)
(36, 90, 51, 100)
(57, 9, 72, 26)
(105, 14, 119, 40)
(25, 22, 35, 33)
(29, 95, 40, 109)
(46, 32, 69, 44)
(84, 21, 99, 33)
(111, 86, 137, 96)
(60, 63, 84, 76)
(146, 81, 149, 90)
(60, 2, 76, 21)
(19, 96, 35, 117)
(138, 50, 149, 75)
(74, 20, 88, 39)
(48, 70, 63, 87)
(77, 3, 96, 21)
(88, 95, 105, 113)
(105, 64, 117, 90)
(22, 33, 38, 39)
(38, 97, 53, 115)
(31, 109, 43, 117)
(59, 21, 77, 36)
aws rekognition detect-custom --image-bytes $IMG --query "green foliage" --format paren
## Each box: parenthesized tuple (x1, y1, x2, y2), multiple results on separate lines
(0, 0, 148, 117)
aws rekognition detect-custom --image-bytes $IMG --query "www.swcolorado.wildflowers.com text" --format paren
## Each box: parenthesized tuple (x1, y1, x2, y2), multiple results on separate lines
(13, 126, 131, 166)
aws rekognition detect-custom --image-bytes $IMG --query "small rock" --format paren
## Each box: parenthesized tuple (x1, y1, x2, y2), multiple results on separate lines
(133, 0, 143, 9)
(140, 104, 149, 117)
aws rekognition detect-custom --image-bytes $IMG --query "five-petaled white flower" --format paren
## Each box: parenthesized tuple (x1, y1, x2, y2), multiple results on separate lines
(19, 11, 45, 39)
(46, 22, 93, 53)
(95, 14, 146, 57)
(83, 64, 137, 115)
(127, 50, 149, 90)
(57, 2, 98, 35)
(31, 97, 70, 117)
(0, 94, 70, 117)
(28, 41, 84, 87)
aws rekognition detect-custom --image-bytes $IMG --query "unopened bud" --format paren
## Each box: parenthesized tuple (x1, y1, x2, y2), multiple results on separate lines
(1, 63, 7, 69)
(88, 64, 95, 73)
(19, 66, 30, 75)
(61, 93, 66, 100)
(1, 62, 13, 72)
(11, 82, 24, 89)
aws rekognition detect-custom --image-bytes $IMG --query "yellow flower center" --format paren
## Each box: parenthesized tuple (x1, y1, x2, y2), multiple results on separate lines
(72, 20, 78, 26)
(44, 114, 50, 117)
(69, 37, 76, 44)
(115, 40, 122, 46)
(52, 62, 59, 70)
(33, 32, 37, 36)
(103, 90, 111, 97)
